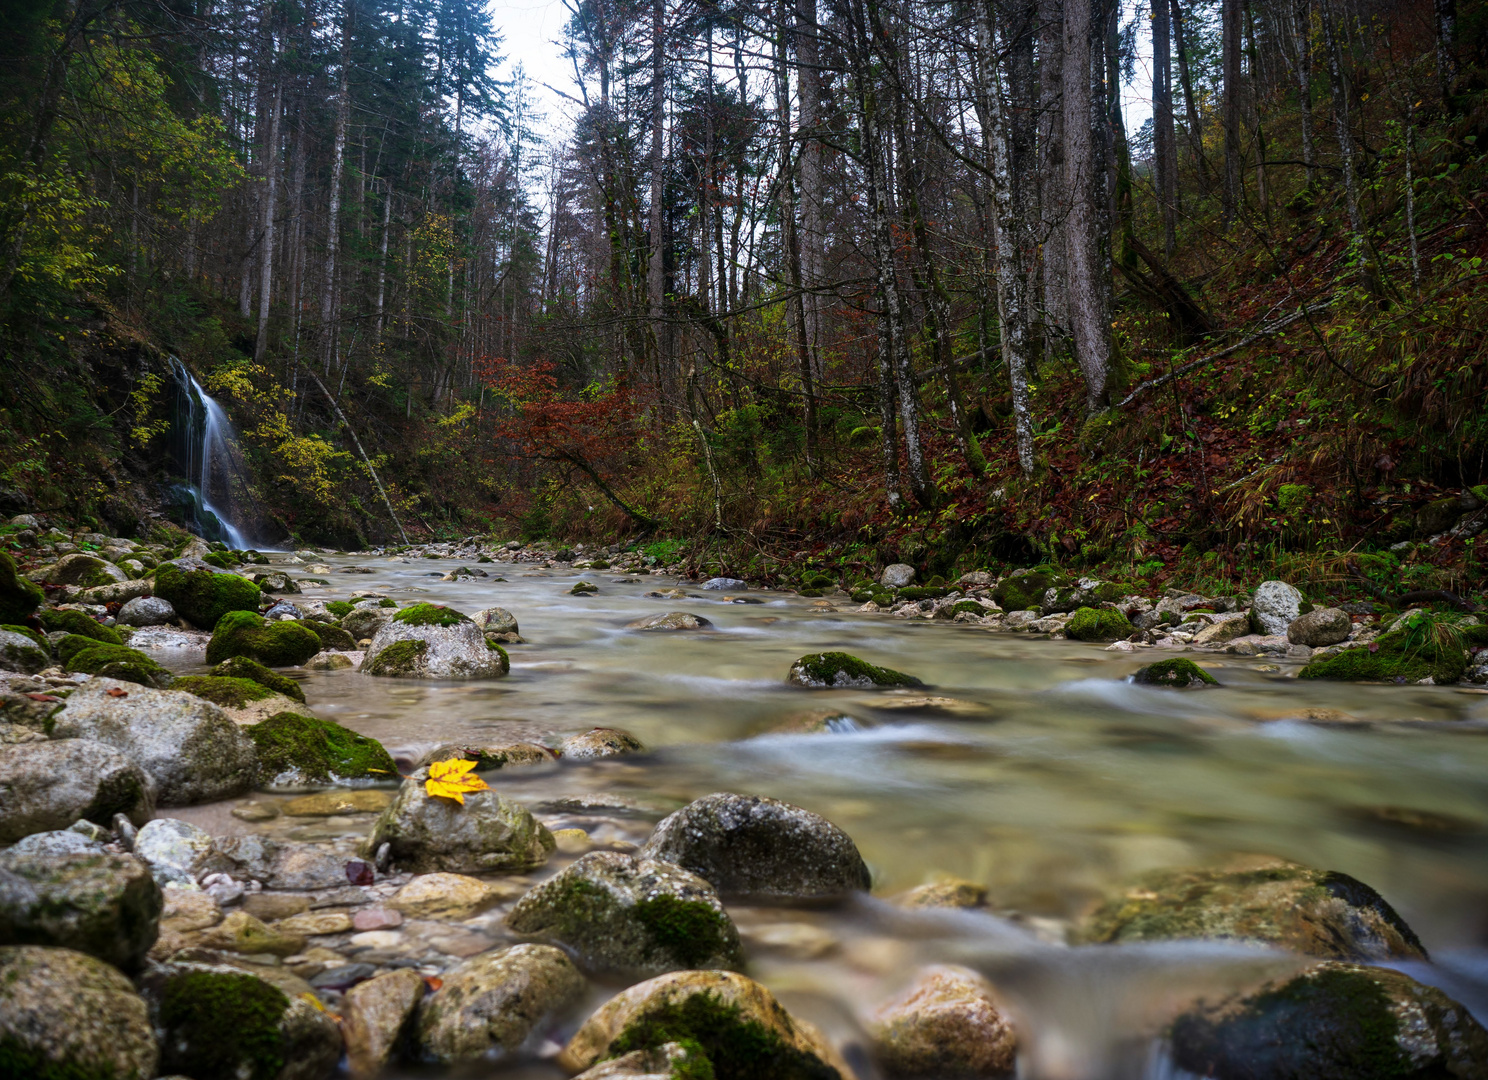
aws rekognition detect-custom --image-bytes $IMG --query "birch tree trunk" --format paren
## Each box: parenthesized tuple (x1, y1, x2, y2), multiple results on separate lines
(253, 79, 281, 363)
(1319, 0, 1362, 243)
(1293, 0, 1317, 186)
(1152, 0, 1177, 254)
(320, 0, 351, 374)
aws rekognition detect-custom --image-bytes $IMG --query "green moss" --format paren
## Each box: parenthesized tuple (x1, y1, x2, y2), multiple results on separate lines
(1092, 582, 1137, 603)
(211, 656, 306, 702)
(590, 559, 611, 569)
(790, 651, 923, 688)
(951, 600, 985, 615)
(292, 619, 355, 651)
(1, 623, 47, 649)
(201, 551, 241, 570)
(896, 587, 950, 601)
(62, 641, 170, 688)
(363, 638, 427, 676)
(325, 601, 354, 618)
(806, 573, 836, 589)
(82, 765, 149, 823)
(247, 711, 398, 781)
(570, 582, 598, 595)
(1464, 624, 1488, 647)
(635, 896, 732, 968)
(870, 590, 894, 607)
(1299, 630, 1467, 684)
(172, 675, 276, 709)
(377, 598, 397, 608)
(798, 589, 824, 598)
(391, 602, 468, 627)
(0, 1038, 139, 1080)
(849, 590, 874, 604)
(0, 551, 43, 624)
(38, 609, 123, 645)
(157, 969, 288, 1080)
(205, 611, 322, 667)
(1066, 606, 1135, 642)
(992, 569, 1066, 613)
(485, 639, 510, 673)
(153, 563, 262, 630)
(609, 992, 840, 1080)
(1133, 658, 1219, 687)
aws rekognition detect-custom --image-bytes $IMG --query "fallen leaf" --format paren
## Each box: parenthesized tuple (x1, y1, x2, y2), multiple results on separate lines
(23, 693, 60, 702)
(106, 688, 129, 698)
(423, 976, 443, 992)
(425, 757, 489, 805)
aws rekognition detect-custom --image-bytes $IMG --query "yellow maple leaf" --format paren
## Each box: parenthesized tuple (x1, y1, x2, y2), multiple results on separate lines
(425, 758, 489, 805)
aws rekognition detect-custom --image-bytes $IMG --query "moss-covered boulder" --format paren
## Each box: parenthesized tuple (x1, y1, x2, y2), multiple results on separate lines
(58, 637, 172, 689)
(0, 849, 162, 970)
(362, 770, 554, 873)
(139, 960, 341, 1080)
(1132, 658, 1218, 688)
(339, 605, 391, 641)
(153, 562, 262, 630)
(1065, 606, 1135, 642)
(38, 608, 122, 645)
(417, 944, 586, 1064)
(362, 603, 507, 679)
(1299, 629, 1468, 684)
(508, 851, 744, 977)
(171, 676, 302, 724)
(1170, 961, 1488, 1080)
(0, 627, 49, 674)
(246, 712, 396, 783)
(0, 945, 160, 1080)
(991, 568, 1068, 613)
(787, 651, 922, 689)
(291, 619, 355, 652)
(557, 969, 850, 1079)
(206, 611, 321, 667)
(1073, 860, 1427, 961)
(211, 656, 306, 703)
(50, 553, 129, 589)
(0, 551, 43, 625)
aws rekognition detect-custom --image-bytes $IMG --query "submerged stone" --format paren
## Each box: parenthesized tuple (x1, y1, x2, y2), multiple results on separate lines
(787, 651, 923, 689)
(1132, 658, 1219, 687)
(868, 965, 1017, 1078)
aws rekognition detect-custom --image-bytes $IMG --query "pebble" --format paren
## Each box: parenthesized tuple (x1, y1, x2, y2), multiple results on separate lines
(310, 962, 379, 990)
(428, 930, 494, 958)
(231, 801, 278, 822)
(274, 911, 355, 935)
(738, 921, 839, 959)
(552, 827, 592, 854)
(352, 908, 403, 931)
(349, 929, 403, 950)
(241, 893, 311, 921)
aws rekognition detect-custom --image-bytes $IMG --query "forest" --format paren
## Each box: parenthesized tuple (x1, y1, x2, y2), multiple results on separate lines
(0, 0, 1484, 599)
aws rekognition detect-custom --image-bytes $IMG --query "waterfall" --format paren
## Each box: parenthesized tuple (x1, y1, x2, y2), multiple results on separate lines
(167, 358, 256, 550)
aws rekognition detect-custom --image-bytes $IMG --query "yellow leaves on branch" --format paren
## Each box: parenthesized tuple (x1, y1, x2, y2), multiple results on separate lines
(425, 758, 489, 805)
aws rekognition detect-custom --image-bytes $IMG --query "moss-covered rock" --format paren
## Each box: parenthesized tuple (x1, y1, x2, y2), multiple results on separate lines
(211, 656, 306, 703)
(393, 602, 468, 627)
(324, 600, 355, 618)
(508, 851, 744, 977)
(0, 628, 49, 674)
(37, 608, 122, 645)
(787, 651, 922, 689)
(991, 568, 1068, 613)
(206, 611, 322, 667)
(50, 553, 128, 589)
(1132, 658, 1218, 688)
(247, 711, 397, 783)
(292, 619, 355, 652)
(0, 623, 46, 650)
(1066, 606, 1135, 642)
(950, 600, 985, 616)
(362, 638, 427, 676)
(417, 944, 586, 1064)
(570, 581, 598, 595)
(362, 771, 554, 873)
(0, 551, 43, 624)
(362, 607, 506, 680)
(153, 562, 262, 630)
(59, 639, 172, 689)
(1170, 961, 1488, 1080)
(1073, 860, 1427, 961)
(1299, 629, 1468, 684)
(557, 969, 849, 1080)
(897, 586, 951, 601)
(0, 849, 163, 970)
(172, 675, 280, 710)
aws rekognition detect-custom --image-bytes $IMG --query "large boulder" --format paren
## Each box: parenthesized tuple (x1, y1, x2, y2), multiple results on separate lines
(247, 712, 396, 783)
(0, 627, 48, 674)
(417, 944, 585, 1063)
(170, 675, 302, 723)
(991, 568, 1067, 613)
(0, 849, 162, 969)
(58, 636, 172, 688)
(118, 595, 177, 627)
(50, 552, 129, 588)
(557, 969, 851, 1079)
(1065, 606, 1135, 642)
(362, 603, 508, 679)
(1287, 607, 1352, 647)
(626, 611, 713, 631)
(0, 551, 43, 624)
(1170, 961, 1488, 1080)
(206, 611, 321, 667)
(38, 607, 123, 644)
(0, 739, 154, 842)
(50, 678, 258, 805)
(139, 960, 342, 1080)
(212, 655, 306, 702)
(640, 792, 871, 902)
(787, 651, 923, 689)
(0, 945, 159, 1080)
(152, 562, 262, 630)
(508, 851, 744, 977)
(362, 771, 554, 873)
(881, 563, 917, 588)
(1073, 860, 1427, 961)
(1250, 580, 1304, 636)
(868, 965, 1017, 1078)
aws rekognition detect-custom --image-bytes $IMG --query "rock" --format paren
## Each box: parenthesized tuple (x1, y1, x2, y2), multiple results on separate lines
(343, 968, 425, 1078)
(1191, 613, 1252, 645)
(898, 878, 989, 909)
(1248, 580, 1303, 636)
(640, 792, 871, 902)
(362, 603, 507, 679)
(57, 636, 172, 688)
(135, 818, 215, 885)
(991, 568, 1068, 613)
(626, 611, 714, 630)
(282, 789, 393, 816)
(0, 552, 44, 624)
(210, 837, 353, 890)
(273, 911, 354, 935)
(1074, 859, 1427, 961)
(562, 727, 645, 759)
(170, 675, 302, 724)
(118, 595, 177, 626)
(246, 711, 397, 783)
(351, 908, 401, 931)
(0, 945, 159, 1079)
(508, 851, 744, 977)
(362, 772, 555, 873)
(558, 969, 850, 1078)
(1064, 606, 1135, 642)
(388, 873, 511, 919)
(702, 577, 748, 590)
(51, 678, 257, 805)
(206, 611, 322, 667)
(570, 581, 598, 595)
(417, 944, 586, 1063)
(151, 888, 225, 956)
(293, 619, 356, 652)
(193, 909, 305, 957)
(1170, 961, 1488, 1080)
(1287, 607, 1352, 647)
(0, 849, 162, 969)
(140, 959, 342, 1080)
(253, 572, 300, 594)
(1132, 658, 1219, 688)
(305, 651, 355, 670)
(0, 739, 154, 843)
(571, 1042, 704, 1079)
(419, 741, 556, 770)
(868, 965, 1017, 1078)
(39, 607, 124, 644)
(339, 607, 391, 641)
(211, 655, 306, 701)
(1300, 625, 1468, 684)
(0, 627, 48, 673)
(9, 828, 106, 856)
(787, 651, 923, 688)
(51, 553, 129, 588)
(880, 564, 917, 588)
(471, 606, 519, 635)
(152, 563, 261, 630)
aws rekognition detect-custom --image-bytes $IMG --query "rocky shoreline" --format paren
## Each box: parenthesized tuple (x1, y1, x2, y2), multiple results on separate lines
(3, 517, 1488, 1078)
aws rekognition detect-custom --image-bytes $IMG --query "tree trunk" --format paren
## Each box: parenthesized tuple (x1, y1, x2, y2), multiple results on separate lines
(1293, 0, 1317, 186)
(1152, 0, 1177, 254)
(795, 0, 825, 375)
(1222, 0, 1242, 224)
(647, 0, 667, 384)
(1435, 0, 1457, 108)
(253, 80, 281, 363)
(1171, 0, 1209, 188)
(1038, 0, 1069, 355)
(1319, 0, 1362, 242)
(320, 0, 352, 374)
(375, 182, 392, 340)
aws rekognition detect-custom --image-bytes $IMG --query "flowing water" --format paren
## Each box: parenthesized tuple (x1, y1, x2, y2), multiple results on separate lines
(168, 359, 257, 550)
(163, 555, 1488, 1078)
